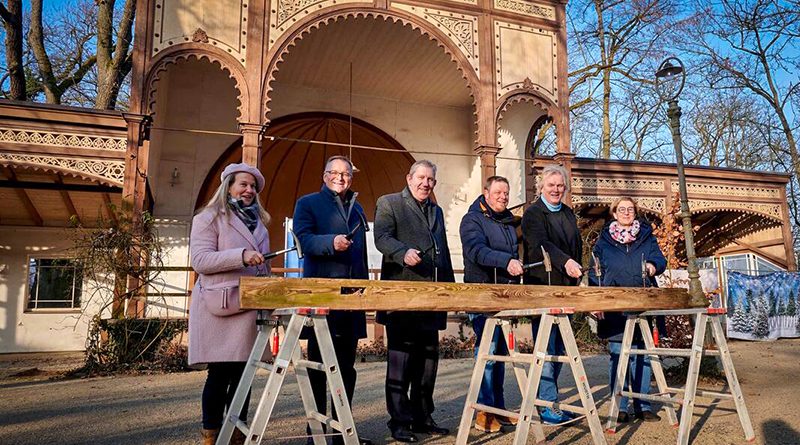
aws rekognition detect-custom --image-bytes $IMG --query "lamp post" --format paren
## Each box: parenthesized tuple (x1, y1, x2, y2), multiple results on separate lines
(655, 57, 706, 307)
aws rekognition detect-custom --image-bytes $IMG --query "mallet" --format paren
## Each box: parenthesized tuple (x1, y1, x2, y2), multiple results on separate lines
(522, 247, 552, 285)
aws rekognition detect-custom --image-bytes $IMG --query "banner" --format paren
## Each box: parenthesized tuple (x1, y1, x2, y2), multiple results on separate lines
(726, 271, 800, 340)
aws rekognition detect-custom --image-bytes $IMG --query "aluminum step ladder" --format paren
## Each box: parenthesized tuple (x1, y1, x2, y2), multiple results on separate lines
(456, 307, 607, 445)
(605, 308, 754, 445)
(217, 308, 359, 445)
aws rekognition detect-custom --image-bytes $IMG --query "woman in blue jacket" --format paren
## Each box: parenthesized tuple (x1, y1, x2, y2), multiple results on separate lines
(591, 197, 666, 423)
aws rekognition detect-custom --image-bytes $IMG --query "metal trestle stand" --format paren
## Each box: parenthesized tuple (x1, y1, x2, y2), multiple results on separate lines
(456, 307, 607, 445)
(217, 308, 359, 445)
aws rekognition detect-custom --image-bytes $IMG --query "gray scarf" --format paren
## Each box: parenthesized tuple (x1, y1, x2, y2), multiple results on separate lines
(228, 197, 259, 232)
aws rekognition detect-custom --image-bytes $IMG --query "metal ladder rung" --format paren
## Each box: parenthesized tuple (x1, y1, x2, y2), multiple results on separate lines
(666, 387, 735, 400)
(472, 403, 519, 419)
(627, 348, 720, 357)
(620, 391, 683, 406)
(295, 359, 326, 371)
(482, 354, 532, 364)
(253, 361, 273, 371)
(534, 400, 588, 415)
(307, 411, 345, 431)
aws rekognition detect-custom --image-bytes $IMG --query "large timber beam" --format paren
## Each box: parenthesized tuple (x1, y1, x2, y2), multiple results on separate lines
(240, 277, 696, 312)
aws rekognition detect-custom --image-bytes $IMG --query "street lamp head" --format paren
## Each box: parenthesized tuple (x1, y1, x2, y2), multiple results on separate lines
(655, 56, 686, 102)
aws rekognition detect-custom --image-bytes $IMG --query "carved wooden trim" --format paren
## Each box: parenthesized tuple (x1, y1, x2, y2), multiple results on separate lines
(573, 177, 665, 192)
(144, 46, 250, 120)
(496, 90, 556, 125)
(151, 0, 248, 65)
(671, 181, 781, 199)
(269, 0, 372, 46)
(689, 200, 782, 221)
(263, 8, 481, 137)
(392, 3, 480, 76)
(493, 0, 555, 20)
(0, 127, 127, 151)
(571, 194, 665, 215)
(0, 153, 125, 186)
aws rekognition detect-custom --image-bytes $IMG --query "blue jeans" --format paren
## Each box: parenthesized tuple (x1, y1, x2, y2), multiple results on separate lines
(469, 314, 506, 408)
(531, 317, 565, 403)
(608, 342, 653, 412)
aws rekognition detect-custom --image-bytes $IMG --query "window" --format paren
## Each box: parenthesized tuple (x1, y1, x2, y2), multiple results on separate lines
(27, 258, 83, 311)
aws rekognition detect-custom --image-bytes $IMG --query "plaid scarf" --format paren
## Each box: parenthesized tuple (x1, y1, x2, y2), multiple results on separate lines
(228, 197, 259, 232)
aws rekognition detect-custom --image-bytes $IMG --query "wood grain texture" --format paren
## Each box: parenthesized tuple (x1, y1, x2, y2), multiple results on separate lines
(239, 277, 697, 312)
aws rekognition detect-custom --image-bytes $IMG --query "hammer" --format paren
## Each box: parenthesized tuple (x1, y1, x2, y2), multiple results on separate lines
(592, 252, 603, 287)
(522, 246, 553, 285)
(344, 211, 370, 241)
(263, 229, 304, 260)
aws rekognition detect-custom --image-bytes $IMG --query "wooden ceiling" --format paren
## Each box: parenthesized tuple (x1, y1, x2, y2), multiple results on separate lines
(0, 166, 122, 227)
(271, 16, 474, 108)
(196, 113, 416, 261)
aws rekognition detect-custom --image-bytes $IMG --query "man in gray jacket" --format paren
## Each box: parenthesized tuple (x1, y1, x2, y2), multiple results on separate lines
(374, 160, 454, 443)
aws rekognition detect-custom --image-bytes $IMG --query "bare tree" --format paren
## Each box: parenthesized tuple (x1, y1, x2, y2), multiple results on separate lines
(0, 0, 25, 100)
(95, 0, 136, 109)
(28, 0, 97, 104)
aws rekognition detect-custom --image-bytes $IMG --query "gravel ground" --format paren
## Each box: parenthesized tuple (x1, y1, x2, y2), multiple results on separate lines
(1, 338, 798, 445)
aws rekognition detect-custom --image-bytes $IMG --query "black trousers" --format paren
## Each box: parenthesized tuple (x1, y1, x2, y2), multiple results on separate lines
(307, 333, 359, 435)
(385, 325, 440, 430)
(202, 362, 251, 430)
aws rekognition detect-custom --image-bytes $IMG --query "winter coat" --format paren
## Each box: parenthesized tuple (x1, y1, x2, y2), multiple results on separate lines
(460, 195, 520, 285)
(188, 208, 270, 365)
(521, 198, 582, 286)
(373, 187, 455, 330)
(293, 186, 368, 339)
(590, 218, 667, 342)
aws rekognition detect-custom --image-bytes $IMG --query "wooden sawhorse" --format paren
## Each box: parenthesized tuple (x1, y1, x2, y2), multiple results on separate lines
(456, 307, 607, 445)
(605, 308, 755, 444)
(217, 308, 359, 445)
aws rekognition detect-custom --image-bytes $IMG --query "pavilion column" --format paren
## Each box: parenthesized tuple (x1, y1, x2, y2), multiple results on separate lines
(120, 112, 152, 318)
(240, 122, 267, 168)
(475, 145, 501, 183)
(553, 151, 575, 204)
(779, 188, 797, 271)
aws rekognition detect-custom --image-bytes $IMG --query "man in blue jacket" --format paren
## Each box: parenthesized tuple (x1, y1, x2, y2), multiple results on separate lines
(460, 176, 523, 433)
(293, 155, 371, 445)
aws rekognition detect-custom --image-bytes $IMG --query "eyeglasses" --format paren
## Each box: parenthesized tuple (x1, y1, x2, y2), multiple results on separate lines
(325, 170, 352, 179)
(616, 206, 636, 214)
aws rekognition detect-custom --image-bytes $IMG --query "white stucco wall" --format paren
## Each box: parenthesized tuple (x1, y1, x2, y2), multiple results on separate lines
(0, 227, 104, 353)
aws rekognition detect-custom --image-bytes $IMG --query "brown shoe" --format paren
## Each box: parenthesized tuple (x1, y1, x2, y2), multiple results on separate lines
(474, 412, 502, 433)
(201, 428, 219, 445)
(230, 429, 247, 445)
(495, 414, 518, 426)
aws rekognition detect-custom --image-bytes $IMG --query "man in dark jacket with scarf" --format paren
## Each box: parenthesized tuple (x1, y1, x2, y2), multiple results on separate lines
(293, 155, 371, 445)
(460, 176, 522, 433)
(374, 160, 454, 443)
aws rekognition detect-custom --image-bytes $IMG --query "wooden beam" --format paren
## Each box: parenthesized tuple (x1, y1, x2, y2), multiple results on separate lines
(54, 174, 80, 225)
(0, 179, 121, 193)
(4, 167, 43, 226)
(102, 192, 118, 226)
(240, 277, 695, 312)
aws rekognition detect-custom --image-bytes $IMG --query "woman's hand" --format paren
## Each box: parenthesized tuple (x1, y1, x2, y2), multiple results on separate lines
(507, 259, 524, 276)
(242, 250, 265, 266)
(646, 262, 656, 277)
(590, 311, 604, 320)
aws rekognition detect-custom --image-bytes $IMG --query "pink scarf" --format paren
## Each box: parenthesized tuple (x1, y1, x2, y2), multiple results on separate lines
(609, 220, 640, 244)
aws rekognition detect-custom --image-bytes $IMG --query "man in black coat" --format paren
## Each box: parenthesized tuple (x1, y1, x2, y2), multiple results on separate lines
(520, 164, 583, 425)
(374, 160, 454, 443)
(293, 155, 371, 445)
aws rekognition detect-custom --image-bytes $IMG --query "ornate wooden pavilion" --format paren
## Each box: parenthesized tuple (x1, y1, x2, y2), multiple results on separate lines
(0, 0, 795, 352)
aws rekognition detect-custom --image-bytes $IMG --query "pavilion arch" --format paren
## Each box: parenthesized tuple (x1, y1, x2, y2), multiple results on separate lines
(144, 45, 250, 121)
(261, 8, 482, 142)
(194, 112, 417, 254)
(691, 207, 784, 257)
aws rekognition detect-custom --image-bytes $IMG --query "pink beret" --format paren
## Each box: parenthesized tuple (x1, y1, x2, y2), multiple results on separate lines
(221, 163, 265, 193)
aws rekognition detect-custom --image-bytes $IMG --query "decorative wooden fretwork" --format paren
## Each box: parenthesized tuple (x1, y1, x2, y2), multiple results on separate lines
(392, 4, 480, 76)
(0, 153, 125, 186)
(689, 199, 782, 220)
(571, 194, 666, 215)
(270, 0, 371, 47)
(573, 177, 664, 192)
(493, 0, 555, 20)
(670, 181, 781, 199)
(0, 128, 126, 151)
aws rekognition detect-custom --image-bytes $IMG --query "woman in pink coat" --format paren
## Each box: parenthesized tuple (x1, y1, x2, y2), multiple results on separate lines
(189, 162, 271, 445)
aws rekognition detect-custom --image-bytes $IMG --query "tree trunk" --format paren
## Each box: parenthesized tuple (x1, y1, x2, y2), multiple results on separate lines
(95, 0, 136, 110)
(1, 1, 25, 100)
